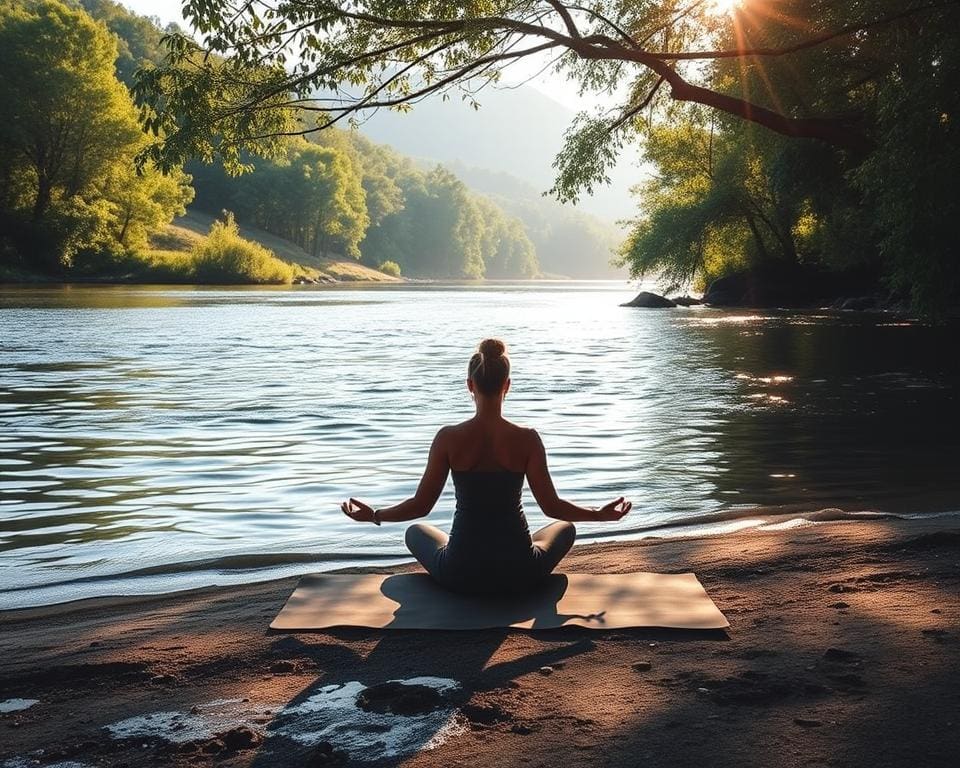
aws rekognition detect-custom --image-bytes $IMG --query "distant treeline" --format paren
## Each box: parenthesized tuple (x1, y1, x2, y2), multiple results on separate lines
(188, 130, 539, 279)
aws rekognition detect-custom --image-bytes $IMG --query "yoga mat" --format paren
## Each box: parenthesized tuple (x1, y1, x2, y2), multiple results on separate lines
(270, 572, 729, 631)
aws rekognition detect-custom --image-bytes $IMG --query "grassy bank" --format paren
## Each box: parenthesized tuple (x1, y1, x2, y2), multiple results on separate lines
(155, 210, 401, 284)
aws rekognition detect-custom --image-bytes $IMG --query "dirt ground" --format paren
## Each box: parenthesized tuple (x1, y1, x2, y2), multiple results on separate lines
(1, 515, 958, 768)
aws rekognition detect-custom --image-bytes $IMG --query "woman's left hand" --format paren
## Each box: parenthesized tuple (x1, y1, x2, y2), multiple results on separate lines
(593, 497, 633, 521)
(342, 497, 376, 524)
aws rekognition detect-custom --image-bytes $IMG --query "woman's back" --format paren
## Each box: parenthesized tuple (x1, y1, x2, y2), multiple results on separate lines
(445, 416, 533, 473)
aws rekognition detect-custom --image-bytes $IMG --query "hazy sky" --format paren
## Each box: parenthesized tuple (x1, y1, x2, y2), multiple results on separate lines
(118, 0, 605, 113)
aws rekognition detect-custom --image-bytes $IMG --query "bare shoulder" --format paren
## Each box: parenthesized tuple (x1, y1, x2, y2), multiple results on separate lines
(441, 420, 473, 437)
(504, 422, 542, 451)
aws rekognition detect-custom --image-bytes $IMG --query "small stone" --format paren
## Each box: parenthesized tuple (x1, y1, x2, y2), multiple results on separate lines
(631, 661, 653, 672)
(794, 718, 822, 727)
(270, 660, 296, 673)
(931, 608, 942, 614)
(697, 687, 710, 694)
(510, 723, 534, 735)
(649, 642, 659, 648)
(189, 706, 201, 715)
(828, 601, 850, 609)
(538, 666, 554, 675)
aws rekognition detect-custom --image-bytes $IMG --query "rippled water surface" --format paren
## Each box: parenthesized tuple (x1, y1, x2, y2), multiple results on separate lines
(2, 283, 958, 608)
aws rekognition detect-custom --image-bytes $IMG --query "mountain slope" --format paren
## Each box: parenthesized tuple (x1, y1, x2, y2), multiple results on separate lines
(358, 84, 641, 223)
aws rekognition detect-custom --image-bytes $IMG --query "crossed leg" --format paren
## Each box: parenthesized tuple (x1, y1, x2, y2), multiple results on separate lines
(404, 520, 576, 580)
(531, 520, 577, 575)
(405, 522, 448, 578)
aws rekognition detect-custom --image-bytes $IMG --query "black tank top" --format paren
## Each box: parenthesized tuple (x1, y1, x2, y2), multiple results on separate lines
(445, 470, 533, 561)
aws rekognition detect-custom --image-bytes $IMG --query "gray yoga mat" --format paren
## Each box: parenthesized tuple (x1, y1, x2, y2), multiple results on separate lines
(270, 571, 729, 631)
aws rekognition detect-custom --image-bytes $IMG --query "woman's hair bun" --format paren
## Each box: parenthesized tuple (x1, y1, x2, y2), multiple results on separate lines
(478, 338, 506, 357)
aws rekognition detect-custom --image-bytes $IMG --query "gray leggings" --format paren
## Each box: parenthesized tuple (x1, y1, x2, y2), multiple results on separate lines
(405, 520, 576, 594)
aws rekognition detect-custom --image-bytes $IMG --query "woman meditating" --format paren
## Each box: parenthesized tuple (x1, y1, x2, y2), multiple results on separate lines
(342, 338, 632, 595)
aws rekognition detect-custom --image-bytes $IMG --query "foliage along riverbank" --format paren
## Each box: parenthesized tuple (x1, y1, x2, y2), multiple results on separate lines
(611, 2, 960, 316)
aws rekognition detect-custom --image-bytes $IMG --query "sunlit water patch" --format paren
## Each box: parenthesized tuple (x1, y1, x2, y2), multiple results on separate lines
(1, 283, 958, 608)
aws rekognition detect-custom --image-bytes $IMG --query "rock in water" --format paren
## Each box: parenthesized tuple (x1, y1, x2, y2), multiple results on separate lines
(620, 291, 676, 308)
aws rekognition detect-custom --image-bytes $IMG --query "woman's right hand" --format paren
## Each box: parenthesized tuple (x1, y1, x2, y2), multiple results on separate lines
(594, 497, 632, 521)
(342, 497, 376, 524)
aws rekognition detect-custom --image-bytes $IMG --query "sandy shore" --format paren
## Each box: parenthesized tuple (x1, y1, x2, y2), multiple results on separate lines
(1, 515, 958, 768)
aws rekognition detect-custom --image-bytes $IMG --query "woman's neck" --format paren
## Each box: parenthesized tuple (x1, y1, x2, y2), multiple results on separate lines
(474, 396, 503, 419)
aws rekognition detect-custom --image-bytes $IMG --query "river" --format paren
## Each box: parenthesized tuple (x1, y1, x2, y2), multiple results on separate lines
(1, 282, 958, 609)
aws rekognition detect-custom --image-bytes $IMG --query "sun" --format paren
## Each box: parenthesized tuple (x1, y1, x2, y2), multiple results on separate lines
(705, 0, 743, 16)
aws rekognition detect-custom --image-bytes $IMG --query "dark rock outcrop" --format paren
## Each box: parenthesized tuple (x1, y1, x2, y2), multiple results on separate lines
(621, 291, 676, 308)
(670, 295, 702, 307)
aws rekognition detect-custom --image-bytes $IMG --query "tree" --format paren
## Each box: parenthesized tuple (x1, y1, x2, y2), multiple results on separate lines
(0, 1, 142, 223)
(190, 139, 368, 259)
(101, 162, 194, 252)
(0, 0, 192, 271)
(614, 1, 959, 309)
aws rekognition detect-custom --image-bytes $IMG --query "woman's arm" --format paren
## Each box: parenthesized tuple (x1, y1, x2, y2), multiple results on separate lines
(525, 429, 632, 523)
(342, 428, 450, 524)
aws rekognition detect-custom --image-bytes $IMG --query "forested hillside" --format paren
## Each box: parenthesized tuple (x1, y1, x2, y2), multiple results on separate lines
(188, 130, 539, 280)
(0, 0, 557, 283)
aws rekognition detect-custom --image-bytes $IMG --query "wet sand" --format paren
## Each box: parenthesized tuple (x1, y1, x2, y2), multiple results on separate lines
(1, 515, 958, 768)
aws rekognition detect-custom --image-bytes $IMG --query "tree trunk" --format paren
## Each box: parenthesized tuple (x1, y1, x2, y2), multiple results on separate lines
(117, 207, 133, 246)
(32, 175, 51, 221)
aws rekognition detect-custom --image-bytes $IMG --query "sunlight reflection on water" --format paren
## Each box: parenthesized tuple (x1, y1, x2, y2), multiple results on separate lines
(1, 283, 958, 607)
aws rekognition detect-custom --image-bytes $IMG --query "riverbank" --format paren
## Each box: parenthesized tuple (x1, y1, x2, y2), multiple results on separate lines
(1, 514, 957, 767)
(0, 209, 402, 286)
